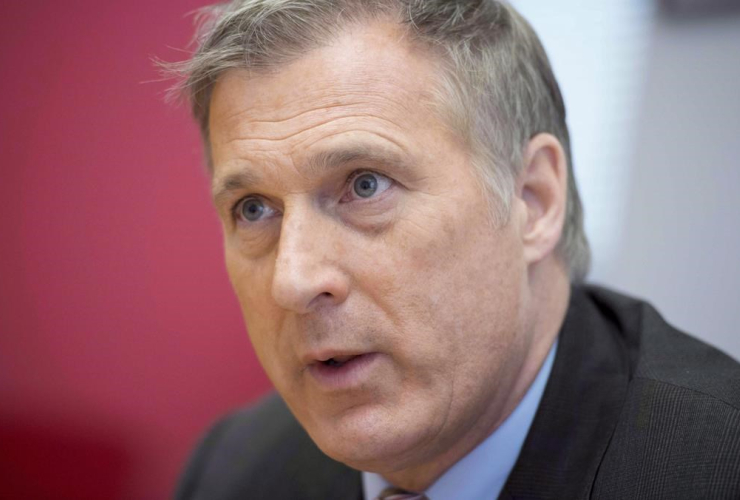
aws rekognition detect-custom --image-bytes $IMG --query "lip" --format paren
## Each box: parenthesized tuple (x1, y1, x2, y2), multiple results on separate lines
(306, 352, 380, 390)
(301, 348, 372, 365)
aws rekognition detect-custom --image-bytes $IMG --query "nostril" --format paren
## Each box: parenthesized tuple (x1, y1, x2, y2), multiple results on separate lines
(310, 291, 334, 307)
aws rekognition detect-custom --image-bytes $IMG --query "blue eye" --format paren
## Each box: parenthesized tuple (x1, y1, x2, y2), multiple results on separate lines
(237, 197, 271, 222)
(353, 174, 378, 198)
(350, 172, 392, 199)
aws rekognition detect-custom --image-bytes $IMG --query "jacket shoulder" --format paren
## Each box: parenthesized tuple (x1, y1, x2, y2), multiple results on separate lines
(586, 286, 740, 498)
(587, 285, 740, 409)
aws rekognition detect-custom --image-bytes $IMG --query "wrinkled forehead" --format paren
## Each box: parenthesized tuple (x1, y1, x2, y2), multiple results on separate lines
(206, 21, 460, 160)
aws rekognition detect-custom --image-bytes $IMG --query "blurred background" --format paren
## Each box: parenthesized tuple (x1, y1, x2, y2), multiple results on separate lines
(1, 1, 738, 498)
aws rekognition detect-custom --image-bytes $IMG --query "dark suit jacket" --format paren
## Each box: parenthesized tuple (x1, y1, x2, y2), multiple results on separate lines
(176, 286, 740, 499)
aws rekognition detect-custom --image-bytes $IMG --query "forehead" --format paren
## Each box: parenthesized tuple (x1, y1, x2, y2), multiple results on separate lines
(207, 22, 454, 173)
(211, 22, 437, 111)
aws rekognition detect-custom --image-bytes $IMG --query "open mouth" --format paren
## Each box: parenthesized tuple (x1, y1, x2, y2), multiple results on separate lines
(320, 355, 358, 369)
(308, 352, 379, 388)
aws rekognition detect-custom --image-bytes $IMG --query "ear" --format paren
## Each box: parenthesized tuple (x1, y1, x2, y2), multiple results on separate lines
(517, 133, 567, 266)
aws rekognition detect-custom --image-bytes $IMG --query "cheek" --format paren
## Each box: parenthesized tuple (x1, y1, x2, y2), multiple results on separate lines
(225, 248, 265, 320)
(350, 212, 470, 361)
(385, 204, 522, 351)
(224, 247, 286, 370)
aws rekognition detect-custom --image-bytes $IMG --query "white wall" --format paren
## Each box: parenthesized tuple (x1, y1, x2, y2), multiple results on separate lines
(511, 2, 740, 359)
(607, 13, 740, 359)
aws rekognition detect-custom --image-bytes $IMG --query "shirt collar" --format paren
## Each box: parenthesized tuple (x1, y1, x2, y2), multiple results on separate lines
(362, 339, 558, 500)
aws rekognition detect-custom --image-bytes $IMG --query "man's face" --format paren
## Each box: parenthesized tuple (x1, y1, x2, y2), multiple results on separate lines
(208, 23, 532, 473)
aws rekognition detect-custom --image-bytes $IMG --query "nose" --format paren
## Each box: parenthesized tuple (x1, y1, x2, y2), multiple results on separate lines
(271, 207, 350, 314)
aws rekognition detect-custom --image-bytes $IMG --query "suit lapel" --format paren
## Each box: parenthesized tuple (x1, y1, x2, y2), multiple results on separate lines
(500, 287, 631, 499)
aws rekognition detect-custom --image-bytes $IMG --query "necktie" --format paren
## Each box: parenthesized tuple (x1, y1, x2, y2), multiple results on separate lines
(377, 486, 429, 500)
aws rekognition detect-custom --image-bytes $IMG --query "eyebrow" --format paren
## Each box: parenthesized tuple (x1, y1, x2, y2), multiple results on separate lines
(212, 169, 262, 207)
(211, 143, 411, 206)
(305, 144, 411, 177)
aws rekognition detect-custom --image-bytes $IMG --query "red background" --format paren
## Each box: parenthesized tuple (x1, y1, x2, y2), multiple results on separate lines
(0, 2, 272, 498)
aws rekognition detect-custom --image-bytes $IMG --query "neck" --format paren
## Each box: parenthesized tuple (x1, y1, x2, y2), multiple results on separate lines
(379, 258, 570, 492)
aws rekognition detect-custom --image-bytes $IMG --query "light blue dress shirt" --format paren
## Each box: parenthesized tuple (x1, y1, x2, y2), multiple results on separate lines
(362, 339, 558, 500)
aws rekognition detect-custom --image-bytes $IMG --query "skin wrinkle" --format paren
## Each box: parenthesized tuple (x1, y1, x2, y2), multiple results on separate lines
(212, 129, 415, 210)
(212, 62, 437, 149)
(238, 101, 364, 127)
(216, 115, 415, 172)
(215, 116, 412, 163)
(217, 70, 423, 116)
(236, 87, 421, 127)
(219, 113, 407, 144)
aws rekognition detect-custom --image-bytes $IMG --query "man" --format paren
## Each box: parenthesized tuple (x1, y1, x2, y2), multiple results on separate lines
(170, 1, 740, 498)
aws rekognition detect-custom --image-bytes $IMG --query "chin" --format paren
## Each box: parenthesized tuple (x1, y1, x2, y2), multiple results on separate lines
(306, 403, 436, 472)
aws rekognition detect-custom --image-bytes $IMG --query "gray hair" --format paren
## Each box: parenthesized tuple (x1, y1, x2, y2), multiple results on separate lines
(165, 0, 590, 281)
